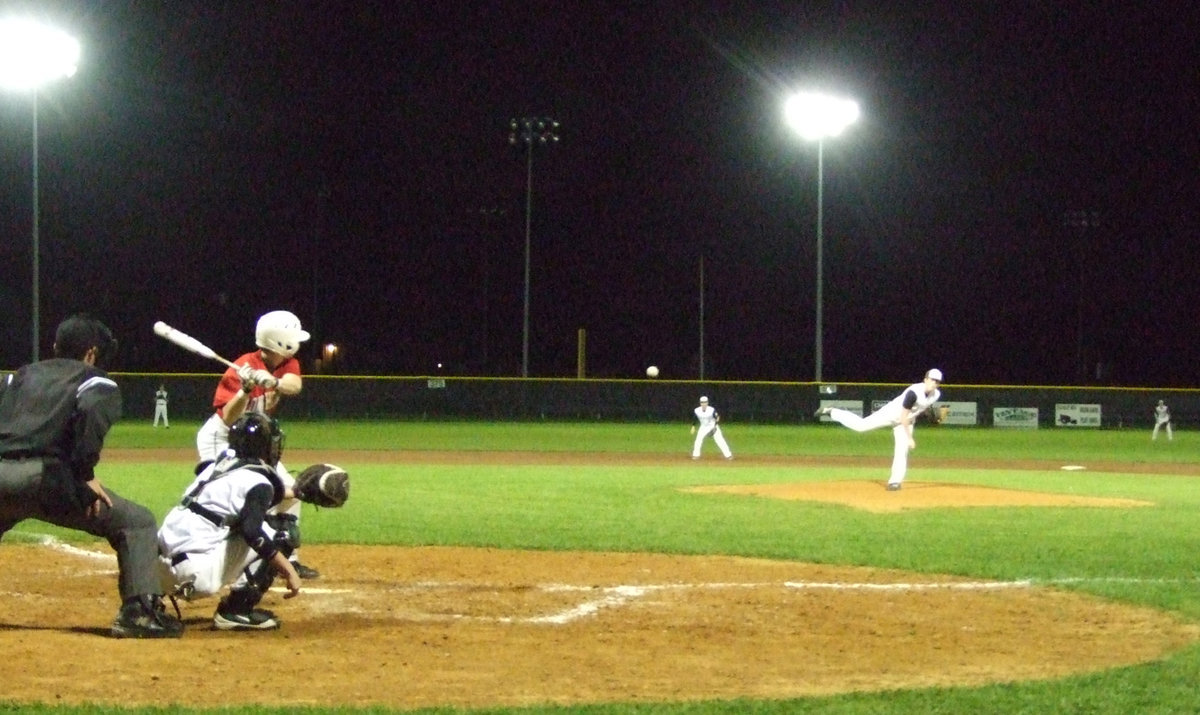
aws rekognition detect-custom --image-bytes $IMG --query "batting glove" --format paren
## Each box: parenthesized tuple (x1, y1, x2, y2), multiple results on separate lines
(237, 364, 257, 393)
(251, 368, 279, 390)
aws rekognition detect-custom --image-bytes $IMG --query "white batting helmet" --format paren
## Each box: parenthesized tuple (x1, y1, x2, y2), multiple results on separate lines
(255, 310, 310, 357)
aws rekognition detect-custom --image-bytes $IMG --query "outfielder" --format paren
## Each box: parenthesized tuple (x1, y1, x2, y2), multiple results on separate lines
(195, 310, 319, 578)
(161, 413, 302, 630)
(153, 383, 169, 427)
(691, 396, 733, 460)
(815, 368, 943, 490)
(1153, 399, 1173, 441)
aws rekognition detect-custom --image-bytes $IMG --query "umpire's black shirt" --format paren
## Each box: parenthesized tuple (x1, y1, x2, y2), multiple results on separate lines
(0, 359, 122, 482)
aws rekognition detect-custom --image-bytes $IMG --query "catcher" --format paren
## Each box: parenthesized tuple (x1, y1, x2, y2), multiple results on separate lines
(158, 412, 348, 631)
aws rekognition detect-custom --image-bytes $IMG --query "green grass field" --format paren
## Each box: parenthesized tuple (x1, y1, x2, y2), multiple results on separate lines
(7, 420, 1200, 713)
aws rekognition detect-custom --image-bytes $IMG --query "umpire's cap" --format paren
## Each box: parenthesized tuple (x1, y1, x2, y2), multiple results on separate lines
(53, 314, 118, 368)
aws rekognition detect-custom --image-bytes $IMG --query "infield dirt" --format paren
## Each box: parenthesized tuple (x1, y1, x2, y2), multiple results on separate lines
(0, 451, 1195, 709)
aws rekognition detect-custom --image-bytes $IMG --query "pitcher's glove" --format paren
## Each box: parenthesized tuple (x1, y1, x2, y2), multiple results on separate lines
(294, 463, 350, 508)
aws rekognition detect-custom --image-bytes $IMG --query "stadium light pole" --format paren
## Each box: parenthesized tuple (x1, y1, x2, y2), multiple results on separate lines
(0, 18, 80, 363)
(508, 116, 559, 377)
(1062, 210, 1100, 384)
(784, 92, 859, 383)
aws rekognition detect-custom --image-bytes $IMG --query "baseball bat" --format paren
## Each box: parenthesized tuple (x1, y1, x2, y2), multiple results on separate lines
(153, 321, 240, 371)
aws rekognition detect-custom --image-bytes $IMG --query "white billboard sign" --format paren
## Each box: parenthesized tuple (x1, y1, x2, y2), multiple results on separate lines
(994, 407, 1039, 429)
(935, 401, 978, 426)
(1055, 403, 1101, 427)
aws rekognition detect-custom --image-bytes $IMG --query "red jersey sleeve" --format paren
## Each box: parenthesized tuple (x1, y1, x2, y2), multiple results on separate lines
(212, 351, 302, 417)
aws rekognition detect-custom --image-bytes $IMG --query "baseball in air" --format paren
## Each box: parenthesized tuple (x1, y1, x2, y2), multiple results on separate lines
(646, 365, 660, 378)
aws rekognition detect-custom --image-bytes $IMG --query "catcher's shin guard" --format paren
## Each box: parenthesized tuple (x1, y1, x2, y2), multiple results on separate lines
(222, 585, 265, 613)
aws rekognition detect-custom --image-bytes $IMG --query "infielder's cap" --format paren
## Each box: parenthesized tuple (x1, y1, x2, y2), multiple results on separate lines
(699, 396, 708, 402)
(926, 368, 943, 382)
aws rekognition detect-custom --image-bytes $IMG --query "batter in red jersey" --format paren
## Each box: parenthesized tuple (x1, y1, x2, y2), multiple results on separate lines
(195, 310, 319, 578)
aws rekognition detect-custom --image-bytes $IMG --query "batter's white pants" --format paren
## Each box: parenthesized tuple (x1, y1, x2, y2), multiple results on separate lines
(692, 424, 732, 458)
(827, 408, 910, 486)
(1152, 420, 1173, 441)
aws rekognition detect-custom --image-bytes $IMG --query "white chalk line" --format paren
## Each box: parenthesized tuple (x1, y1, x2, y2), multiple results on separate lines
(17, 533, 1200, 624)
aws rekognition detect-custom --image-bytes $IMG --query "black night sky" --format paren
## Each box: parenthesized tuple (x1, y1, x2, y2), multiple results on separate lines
(1, 2, 1196, 386)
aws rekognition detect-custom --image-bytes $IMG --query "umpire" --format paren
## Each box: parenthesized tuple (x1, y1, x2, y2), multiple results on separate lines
(0, 314, 183, 638)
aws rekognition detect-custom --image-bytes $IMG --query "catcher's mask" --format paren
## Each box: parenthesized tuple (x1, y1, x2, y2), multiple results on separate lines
(255, 310, 310, 358)
(228, 413, 283, 465)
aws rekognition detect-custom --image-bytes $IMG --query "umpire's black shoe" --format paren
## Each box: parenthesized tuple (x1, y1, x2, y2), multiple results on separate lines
(111, 594, 184, 639)
(292, 561, 320, 580)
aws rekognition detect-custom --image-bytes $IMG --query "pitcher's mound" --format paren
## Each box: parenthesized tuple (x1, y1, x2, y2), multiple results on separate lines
(683, 480, 1155, 513)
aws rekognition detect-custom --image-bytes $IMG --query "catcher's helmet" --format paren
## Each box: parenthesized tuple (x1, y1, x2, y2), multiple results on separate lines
(228, 412, 283, 465)
(255, 310, 310, 358)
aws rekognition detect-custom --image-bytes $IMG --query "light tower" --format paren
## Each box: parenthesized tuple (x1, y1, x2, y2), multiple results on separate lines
(508, 116, 559, 377)
(784, 92, 859, 382)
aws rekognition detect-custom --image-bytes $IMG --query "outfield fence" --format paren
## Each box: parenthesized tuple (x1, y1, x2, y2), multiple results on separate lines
(101, 373, 1200, 428)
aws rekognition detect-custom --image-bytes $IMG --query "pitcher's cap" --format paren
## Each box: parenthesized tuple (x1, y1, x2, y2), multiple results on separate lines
(926, 368, 943, 382)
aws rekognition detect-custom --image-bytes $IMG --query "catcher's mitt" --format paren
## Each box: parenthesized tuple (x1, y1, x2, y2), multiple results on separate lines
(294, 463, 350, 508)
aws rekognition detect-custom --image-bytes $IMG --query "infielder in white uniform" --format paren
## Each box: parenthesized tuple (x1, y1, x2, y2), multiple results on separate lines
(691, 396, 733, 460)
(161, 412, 302, 630)
(1152, 399, 1173, 441)
(815, 369, 943, 490)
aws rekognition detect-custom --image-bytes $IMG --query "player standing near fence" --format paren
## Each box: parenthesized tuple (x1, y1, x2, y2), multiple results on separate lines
(153, 383, 169, 427)
(691, 396, 733, 460)
(815, 369, 943, 491)
(1152, 400, 1173, 442)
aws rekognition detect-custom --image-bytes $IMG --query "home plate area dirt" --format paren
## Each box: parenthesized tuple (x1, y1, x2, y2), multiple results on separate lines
(0, 542, 1197, 710)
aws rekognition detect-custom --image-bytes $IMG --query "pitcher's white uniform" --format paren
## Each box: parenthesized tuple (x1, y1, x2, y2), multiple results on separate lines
(692, 396, 733, 459)
(1153, 400, 1173, 441)
(824, 369, 942, 489)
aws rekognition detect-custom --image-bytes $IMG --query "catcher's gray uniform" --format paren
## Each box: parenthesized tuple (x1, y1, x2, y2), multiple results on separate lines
(161, 412, 302, 631)
(158, 455, 287, 600)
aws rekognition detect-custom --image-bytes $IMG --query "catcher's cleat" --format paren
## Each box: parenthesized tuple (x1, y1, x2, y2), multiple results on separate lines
(111, 594, 184, 639)
(292, 561, 320, 580)
(214, 606, 280, 631)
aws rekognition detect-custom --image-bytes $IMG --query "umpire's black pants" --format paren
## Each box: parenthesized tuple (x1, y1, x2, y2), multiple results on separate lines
(0, 457, 163, 601)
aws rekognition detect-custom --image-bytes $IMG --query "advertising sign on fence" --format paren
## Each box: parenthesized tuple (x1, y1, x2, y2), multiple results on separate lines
(1055, 403, 1101, 427)
(994, 407, 1039, 428)
(935, 401, 978, 425)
